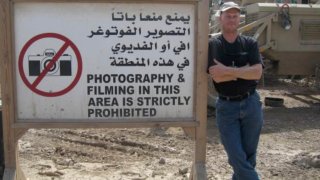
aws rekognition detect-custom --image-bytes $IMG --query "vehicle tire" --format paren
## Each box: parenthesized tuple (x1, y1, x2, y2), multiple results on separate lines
(264, 97, 284, 107)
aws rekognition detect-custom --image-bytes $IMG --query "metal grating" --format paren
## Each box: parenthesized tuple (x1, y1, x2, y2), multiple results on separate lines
(300, 20, 320, 41)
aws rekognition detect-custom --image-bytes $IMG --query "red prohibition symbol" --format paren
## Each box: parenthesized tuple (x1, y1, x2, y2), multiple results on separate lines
(19, 33, 83, 97)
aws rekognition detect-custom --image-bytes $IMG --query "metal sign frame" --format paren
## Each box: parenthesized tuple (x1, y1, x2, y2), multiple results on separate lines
(0, 0, 208, 179)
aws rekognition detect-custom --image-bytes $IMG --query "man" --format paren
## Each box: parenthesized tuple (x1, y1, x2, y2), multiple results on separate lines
(208, 2, 263, 180)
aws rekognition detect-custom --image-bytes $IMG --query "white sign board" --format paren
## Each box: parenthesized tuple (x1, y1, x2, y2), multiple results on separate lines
(14, 2, 195, 121)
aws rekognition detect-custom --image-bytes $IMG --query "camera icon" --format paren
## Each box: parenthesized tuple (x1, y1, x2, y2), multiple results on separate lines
(28, 49, 72, 76)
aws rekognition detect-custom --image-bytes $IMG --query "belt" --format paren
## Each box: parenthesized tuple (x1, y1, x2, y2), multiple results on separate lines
(219, 89, 255, 101)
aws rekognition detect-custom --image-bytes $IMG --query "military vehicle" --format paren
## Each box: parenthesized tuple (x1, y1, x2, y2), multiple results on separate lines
(243, 3, 320, 76)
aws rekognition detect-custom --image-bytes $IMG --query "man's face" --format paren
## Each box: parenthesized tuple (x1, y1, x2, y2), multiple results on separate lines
(219, 8, 240, 33)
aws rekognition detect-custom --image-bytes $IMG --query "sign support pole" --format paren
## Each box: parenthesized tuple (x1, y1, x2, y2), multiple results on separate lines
(190, 0, 209, 179)
(1, 0, 27, 179)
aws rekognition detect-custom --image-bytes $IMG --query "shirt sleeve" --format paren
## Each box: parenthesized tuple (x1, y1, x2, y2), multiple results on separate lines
(207, 38, 217, 73)
(248, 39, 263, 66)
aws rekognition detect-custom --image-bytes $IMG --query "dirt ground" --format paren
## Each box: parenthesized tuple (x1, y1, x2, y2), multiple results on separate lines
(17, 75, 320, 180)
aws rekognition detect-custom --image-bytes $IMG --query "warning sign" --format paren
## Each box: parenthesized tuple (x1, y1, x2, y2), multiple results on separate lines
(18, 33, 82, 97)
(14, 2, 195, 121)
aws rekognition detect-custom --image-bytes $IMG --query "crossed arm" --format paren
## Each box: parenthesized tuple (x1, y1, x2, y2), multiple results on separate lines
(208, 59, 263, 83)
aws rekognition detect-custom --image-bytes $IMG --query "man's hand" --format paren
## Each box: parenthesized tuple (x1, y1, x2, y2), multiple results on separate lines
(209, 59, 237, 83)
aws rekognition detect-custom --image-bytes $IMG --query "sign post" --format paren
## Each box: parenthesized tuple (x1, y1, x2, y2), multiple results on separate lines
(0, 0, 208, 179)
